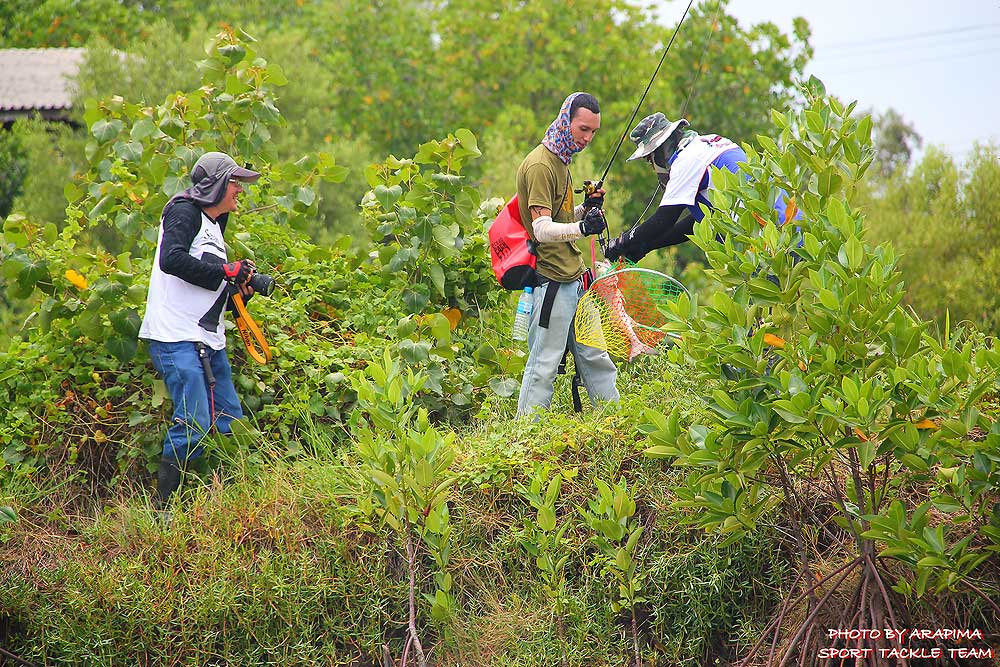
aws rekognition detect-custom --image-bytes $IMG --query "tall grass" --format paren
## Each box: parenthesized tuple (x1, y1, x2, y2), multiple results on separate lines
(1, 356, 789, 666)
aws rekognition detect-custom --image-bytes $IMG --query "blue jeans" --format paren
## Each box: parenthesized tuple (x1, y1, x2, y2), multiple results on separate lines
(148, 341, 243, 463)
(516, 278, 620, 417)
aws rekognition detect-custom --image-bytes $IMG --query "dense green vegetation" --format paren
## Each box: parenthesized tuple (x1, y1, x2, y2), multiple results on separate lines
(0, 0, 812, 246)
(862, 144, 1000, 333)
(1, 2, 998, 666)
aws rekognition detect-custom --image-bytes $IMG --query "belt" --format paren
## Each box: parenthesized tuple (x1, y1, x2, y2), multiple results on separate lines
(535, 268, 594, 289)
(536, 269, 594, 329)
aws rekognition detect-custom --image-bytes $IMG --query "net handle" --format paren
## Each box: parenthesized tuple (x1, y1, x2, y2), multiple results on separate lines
(589, 266, 690, 296)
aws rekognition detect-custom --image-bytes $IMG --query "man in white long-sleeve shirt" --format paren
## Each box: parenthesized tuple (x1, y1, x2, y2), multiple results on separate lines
(139, 151, 260, 508)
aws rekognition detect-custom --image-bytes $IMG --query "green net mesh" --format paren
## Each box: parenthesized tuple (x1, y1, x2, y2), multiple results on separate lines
(575, 262, 687, 361)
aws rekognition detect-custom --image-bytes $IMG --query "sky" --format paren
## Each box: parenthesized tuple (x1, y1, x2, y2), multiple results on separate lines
(659, 0, 999, 160)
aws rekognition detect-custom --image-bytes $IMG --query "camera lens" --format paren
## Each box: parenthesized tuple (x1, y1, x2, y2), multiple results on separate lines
(249, 272, 275, 297)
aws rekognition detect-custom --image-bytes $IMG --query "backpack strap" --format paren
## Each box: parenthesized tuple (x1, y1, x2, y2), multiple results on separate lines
(538, 279, 559, 329)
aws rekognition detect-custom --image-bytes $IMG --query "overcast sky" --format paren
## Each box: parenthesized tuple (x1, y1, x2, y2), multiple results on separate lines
(660, 0, 999, 159)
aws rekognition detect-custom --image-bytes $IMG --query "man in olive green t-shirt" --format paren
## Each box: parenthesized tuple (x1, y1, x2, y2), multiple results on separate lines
(514, 92, 619, 417)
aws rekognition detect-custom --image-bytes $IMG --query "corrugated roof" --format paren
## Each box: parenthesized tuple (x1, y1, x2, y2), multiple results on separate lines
(0, 48, 85, 113)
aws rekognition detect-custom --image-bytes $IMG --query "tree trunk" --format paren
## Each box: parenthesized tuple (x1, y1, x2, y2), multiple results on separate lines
(632, 608, 641, 667)
(404, 525, 427, 667)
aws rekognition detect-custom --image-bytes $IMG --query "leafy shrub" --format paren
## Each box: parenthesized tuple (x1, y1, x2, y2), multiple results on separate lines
(644, 78, 1000, 662)
(0, 29, 513, 483)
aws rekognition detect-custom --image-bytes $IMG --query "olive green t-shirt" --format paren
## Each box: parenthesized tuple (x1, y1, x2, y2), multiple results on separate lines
(515, 144, 585, 283)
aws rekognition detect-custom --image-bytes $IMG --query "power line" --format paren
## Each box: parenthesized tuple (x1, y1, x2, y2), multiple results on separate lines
(819, 44, 1000, 76)
(815, 21, 1000, 51)
(812, 30, 1000, 61)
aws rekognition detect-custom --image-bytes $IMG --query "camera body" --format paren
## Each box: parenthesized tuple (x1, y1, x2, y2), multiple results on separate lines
(248, 271, 275, 297)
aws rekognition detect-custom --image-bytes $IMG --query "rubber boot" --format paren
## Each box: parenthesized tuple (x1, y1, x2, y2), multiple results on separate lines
(155, 456, 183, 509)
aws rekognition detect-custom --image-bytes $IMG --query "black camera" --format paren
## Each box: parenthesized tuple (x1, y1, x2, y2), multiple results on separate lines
(248, 271, 276, 297)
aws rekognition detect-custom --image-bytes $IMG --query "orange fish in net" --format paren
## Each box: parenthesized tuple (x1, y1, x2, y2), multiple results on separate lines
(575, 262, 686, 361)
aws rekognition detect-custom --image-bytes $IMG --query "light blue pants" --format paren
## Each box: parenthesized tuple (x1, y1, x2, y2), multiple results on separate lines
(516, 278, 620, 417)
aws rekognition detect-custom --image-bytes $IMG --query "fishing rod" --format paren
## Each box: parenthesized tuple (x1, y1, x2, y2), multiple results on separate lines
(620, 0, 725, 235)
(585, 0, 697, 201)
(578, 0, 696, 253)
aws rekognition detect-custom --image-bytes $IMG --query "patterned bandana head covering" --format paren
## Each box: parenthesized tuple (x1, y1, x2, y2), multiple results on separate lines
(542, 92, 588, 165)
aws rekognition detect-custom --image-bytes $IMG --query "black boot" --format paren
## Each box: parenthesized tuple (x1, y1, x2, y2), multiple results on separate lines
(155, 456, 183, 509)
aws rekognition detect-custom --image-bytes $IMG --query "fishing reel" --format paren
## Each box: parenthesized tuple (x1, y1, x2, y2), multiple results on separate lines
(577, 179, 605, 211)
(576, 179, 612, 252)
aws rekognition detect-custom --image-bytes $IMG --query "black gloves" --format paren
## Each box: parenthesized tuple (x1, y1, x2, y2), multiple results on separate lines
(604, 228, 641, 262)
(222, 259, 255, 284)
(604, 235, 625, 261)
(579, 208, 607, 237)
(582, 191, 605, 211)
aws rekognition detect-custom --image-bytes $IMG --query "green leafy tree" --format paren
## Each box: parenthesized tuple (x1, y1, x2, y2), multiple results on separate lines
(643, 78, 1000, 663)
(0, 0, 149, 48)
(664, 1, 813, 141)
(0, 128, 27, 220)
(350, 350, 458, 667)
(48, 26, 341, 346)
(869, 107, 923, 179)
(516, 464, 575, 666)
(0, 0, 315, 49)
(3, 119, 86, 228)
(863, 143, 1000, 333)
(305, 0, 441, 155)
(360, 129, 492, 317)
(358, 129, 514, 415)
(579, 477, 647, 667)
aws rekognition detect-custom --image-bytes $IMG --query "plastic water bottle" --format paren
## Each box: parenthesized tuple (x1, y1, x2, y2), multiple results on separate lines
(512, 287, 534, 342)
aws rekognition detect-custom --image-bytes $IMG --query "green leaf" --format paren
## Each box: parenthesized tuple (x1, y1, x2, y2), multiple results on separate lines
(900, 453, 929, 472)
(0, 506, 16, 524)
(845, 235, 864, 270)
(2, 216, 29, 247)
(427, 263, 446, 297)
(488, 377, 518, 397)
(110, 308, 141, 337)
(114, 140, 144, 163)
(818, 167, 843, 197)
(374, 184, 402, 210)
(105, 335, 138, 363)
(858, 440, 876, 469)
(130, 118, 161, 142)
(265, 63, 288, 86)
(747, 277, 781, 301)
(324, 164, 349, 183)
(162, 175, 186, 197)
(158, 115, 184, 139)
(922, 525, 946, 554)
(91, 118, 123, 143)
(88, 195, 114, 220)
(772, 401, 807, 424)
(217, 43, 247, 66)
(432, 223, 459, 249)
(295, 186, 316, 207)
(538, 505, 556, 532)
(454, 128, 481, 157)
(402, 287, 429, 313)
(841, 377, 860, 404)
(914, 567, 932, 597)
(806, 75, 827, 98)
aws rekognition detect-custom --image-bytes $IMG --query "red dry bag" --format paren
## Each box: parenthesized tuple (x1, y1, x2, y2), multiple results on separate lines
(488, 195, 537, 290)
